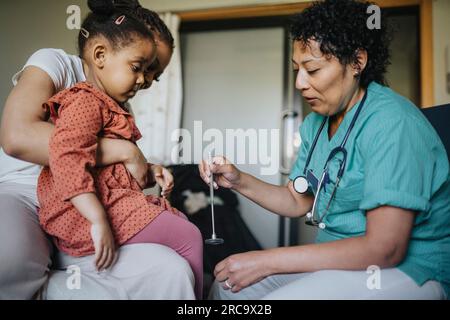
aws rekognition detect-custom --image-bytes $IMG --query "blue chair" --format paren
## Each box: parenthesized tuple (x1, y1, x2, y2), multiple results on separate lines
(421, 103, 450, 160)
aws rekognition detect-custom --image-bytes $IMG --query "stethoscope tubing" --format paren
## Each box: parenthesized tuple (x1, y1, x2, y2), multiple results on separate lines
(297, 89, 369, 228)
(303, 89, 368, 174)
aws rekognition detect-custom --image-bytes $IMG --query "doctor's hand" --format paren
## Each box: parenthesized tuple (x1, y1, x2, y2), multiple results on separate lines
(214, 251, 271, 293)
(199, 156, 241, 190)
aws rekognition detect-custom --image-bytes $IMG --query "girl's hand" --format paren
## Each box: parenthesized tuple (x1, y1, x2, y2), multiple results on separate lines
(90, 221, 116, 271)
(213, 251, 271, 293)
(123, 145, 148, 189)
(198, 156, 241, 190)
(151, 165, 174, 198)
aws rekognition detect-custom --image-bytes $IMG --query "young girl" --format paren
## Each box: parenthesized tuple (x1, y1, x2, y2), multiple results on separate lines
(37, 2, 203, 299)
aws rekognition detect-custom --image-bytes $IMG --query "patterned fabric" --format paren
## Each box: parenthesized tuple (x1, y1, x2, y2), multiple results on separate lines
(38, 82, 179, 257)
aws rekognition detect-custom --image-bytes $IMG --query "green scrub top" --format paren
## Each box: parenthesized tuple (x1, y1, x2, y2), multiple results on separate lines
(289, 82, 450, 298)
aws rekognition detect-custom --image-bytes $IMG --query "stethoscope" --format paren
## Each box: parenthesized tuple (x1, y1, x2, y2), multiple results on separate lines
(293, 90, 368, 229)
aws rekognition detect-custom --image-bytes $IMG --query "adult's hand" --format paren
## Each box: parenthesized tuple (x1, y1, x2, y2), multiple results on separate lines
(198, 156, 241, 190)
(122, 144, 148, 189)
(213, 251, 272, 293)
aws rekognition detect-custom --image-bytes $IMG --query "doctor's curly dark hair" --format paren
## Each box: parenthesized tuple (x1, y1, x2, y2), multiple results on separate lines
(290, 0, 392, 88)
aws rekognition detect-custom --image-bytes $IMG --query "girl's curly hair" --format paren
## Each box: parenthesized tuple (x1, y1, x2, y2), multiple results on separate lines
(290, 0, 392, 88)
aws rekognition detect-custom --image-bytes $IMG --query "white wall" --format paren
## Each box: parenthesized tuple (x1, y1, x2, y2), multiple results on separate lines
(433, 0, 450, 105)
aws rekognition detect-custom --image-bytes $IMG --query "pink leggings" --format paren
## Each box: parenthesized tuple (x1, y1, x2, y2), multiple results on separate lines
(125, 211, 203, 299)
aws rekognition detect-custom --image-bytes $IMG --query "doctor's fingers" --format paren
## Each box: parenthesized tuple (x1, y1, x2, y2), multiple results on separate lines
(211, 155, 230, 165)
(215, 270, 245, 293)
(210, 156, 232, 171)
(210, 163, 231, 175)
(199, 161, 218, 188)
(215, 267, 233, 286)
(213, 258, 228, 278)
(200, 156, 230, 174)
(198, 161, 210, 181)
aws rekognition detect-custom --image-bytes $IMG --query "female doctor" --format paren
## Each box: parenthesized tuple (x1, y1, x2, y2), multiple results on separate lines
(199, 0, 449, 300)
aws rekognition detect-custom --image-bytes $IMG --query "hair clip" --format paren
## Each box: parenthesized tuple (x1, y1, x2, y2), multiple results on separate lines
(80, 28, 90, 39)
(115, 15, 126, 25)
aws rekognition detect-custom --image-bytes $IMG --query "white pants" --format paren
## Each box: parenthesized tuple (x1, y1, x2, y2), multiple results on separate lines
(209, 268, 446, 300)
(0, 182, 195, 300)
(45, 243, 196, 300)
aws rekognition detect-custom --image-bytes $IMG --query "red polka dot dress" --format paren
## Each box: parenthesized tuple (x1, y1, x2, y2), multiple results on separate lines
(37, 82, 179, 257)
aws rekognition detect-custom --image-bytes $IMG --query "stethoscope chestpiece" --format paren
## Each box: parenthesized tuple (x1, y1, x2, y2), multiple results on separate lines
(293, 176, 309, 194)
(205, 237, 224, 245)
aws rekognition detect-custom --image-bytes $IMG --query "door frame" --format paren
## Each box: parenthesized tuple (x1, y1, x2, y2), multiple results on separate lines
(177, 0, 434, 107)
